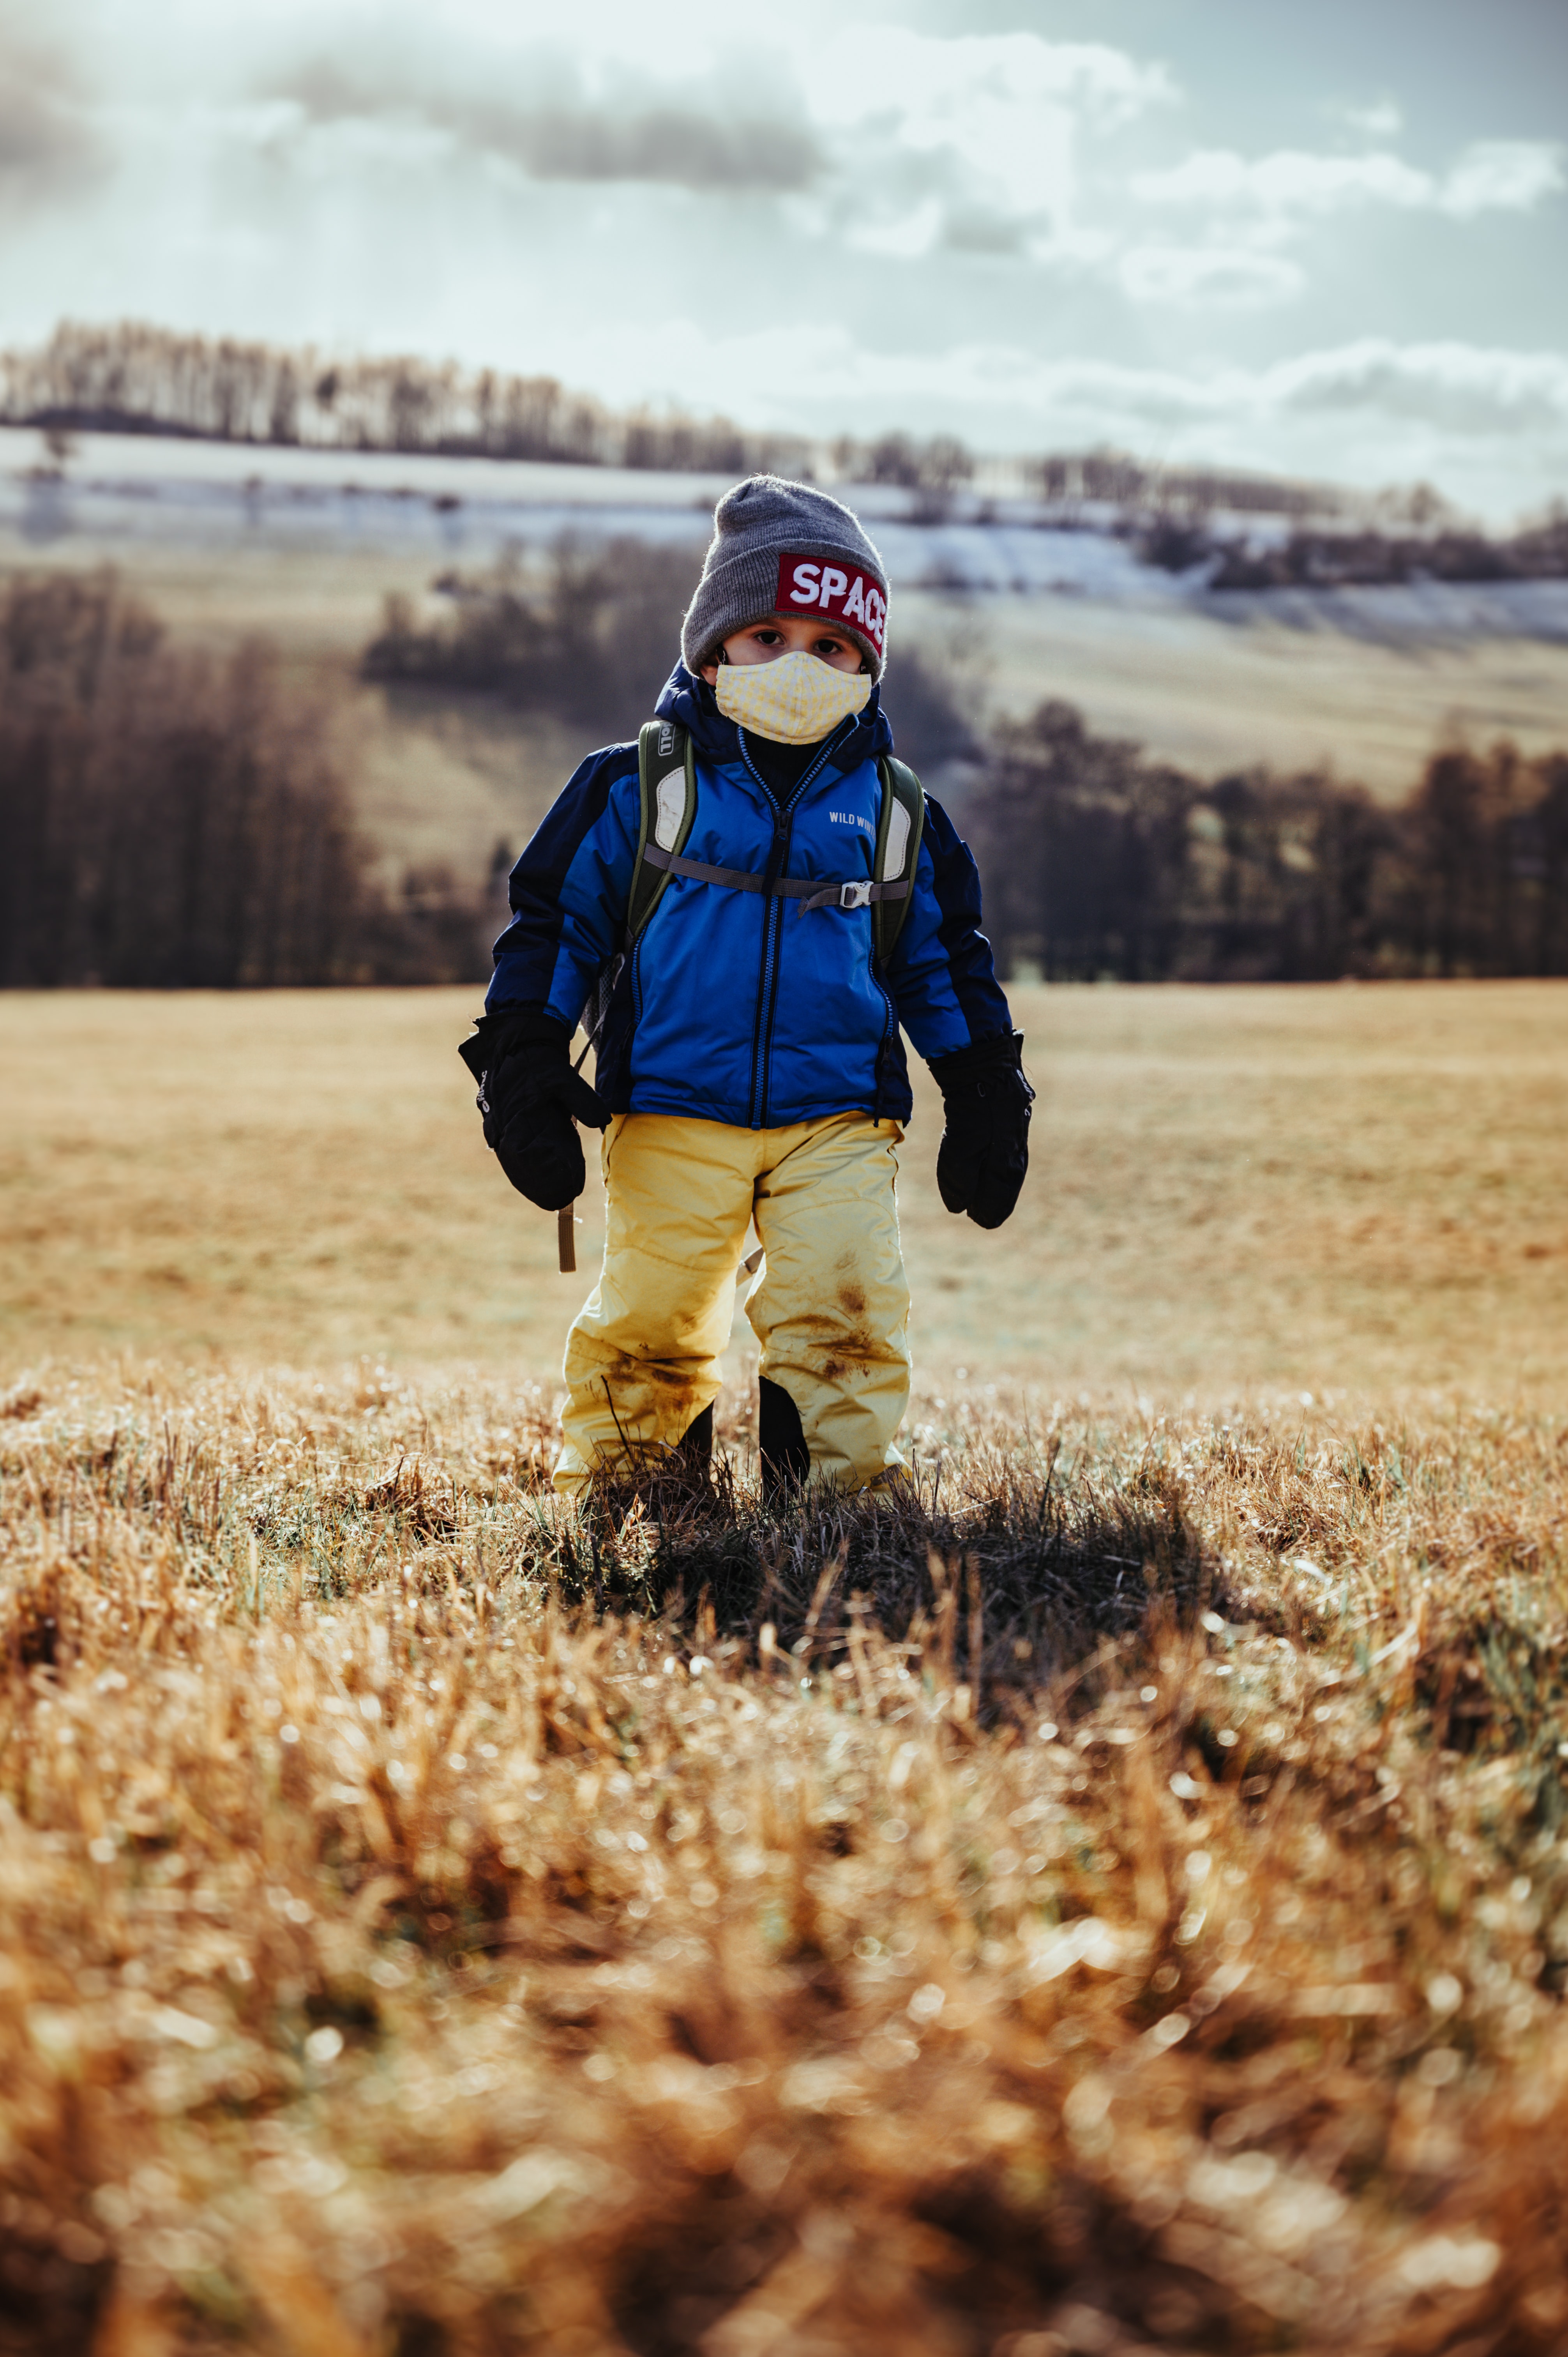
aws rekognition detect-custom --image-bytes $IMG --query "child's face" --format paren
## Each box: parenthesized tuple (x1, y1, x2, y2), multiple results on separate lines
(700, 613, 863, 684)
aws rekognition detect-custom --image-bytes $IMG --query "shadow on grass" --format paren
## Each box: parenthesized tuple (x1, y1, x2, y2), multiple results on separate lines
(546, 1436, 1218, 1713)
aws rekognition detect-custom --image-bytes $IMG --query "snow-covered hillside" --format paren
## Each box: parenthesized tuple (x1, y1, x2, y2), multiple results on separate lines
(3, 427, 1566, 645)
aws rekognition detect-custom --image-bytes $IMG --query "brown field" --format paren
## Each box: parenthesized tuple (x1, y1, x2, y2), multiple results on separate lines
(4, 984, 1568, 2350)
(968, 590, 1568, 800)
(4, 1362, 1568, 2352)
(3, 982, 1566, 1397)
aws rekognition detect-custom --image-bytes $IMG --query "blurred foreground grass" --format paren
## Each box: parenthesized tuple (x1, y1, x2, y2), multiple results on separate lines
(2, 982, 1566, 1396)
(3, 1364, 1568, 2350)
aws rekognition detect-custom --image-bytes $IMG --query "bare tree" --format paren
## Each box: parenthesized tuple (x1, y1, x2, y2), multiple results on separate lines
(0, 571, 491, 988)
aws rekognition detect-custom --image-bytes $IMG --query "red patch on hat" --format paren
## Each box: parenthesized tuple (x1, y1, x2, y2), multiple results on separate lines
(774, 551, 887, 654)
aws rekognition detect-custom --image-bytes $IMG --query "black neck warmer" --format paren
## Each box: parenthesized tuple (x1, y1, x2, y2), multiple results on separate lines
(741, 731, 832, 803)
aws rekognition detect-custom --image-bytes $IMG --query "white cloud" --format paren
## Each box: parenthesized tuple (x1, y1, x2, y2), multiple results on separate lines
(258, 25, 1177, 265)
(1133, 137, 1564, 228)
(628, 323, 1568, 516)
(1118, 246, 1303, 307)
(1337, 101, 1404, 140)
(1440, 141, 1565, 219)
(615, 315, 1539, 433)
(1266, 339, 1568, 433)
(790, 30, 1167, 269)
(1134, 147, 1432, 216)
(818, 28, 1178, 143)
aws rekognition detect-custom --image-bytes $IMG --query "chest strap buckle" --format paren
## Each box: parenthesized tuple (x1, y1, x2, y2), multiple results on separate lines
(837, 879, 874, 911)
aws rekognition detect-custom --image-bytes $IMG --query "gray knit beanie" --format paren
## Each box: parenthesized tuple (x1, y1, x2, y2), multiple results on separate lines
(681, 475, 891, 679)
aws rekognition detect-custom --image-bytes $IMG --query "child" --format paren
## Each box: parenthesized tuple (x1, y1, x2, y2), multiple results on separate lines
(463, 475, 1032, 1495)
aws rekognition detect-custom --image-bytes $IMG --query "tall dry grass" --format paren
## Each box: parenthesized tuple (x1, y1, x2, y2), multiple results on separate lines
(3, 1364, 1568, 2351)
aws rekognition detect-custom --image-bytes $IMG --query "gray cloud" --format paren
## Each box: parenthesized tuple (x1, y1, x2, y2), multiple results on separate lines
(940, 206, 1036, 259)
(279, 60, 824, 195)
(0, 30, 103, 214)
(1271, 342, 1568, 435)
(468, 101, 821, 193)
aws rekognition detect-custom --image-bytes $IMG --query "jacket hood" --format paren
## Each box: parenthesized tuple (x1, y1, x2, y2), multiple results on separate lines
(654, 661, 895, 772)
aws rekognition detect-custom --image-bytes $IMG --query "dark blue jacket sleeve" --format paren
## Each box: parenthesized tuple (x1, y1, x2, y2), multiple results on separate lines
(886, 795, 1013, 1060)
(486, 744, 641, 1023)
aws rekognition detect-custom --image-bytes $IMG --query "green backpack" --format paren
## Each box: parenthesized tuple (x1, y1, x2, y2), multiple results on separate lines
(625, 719, 925, 967)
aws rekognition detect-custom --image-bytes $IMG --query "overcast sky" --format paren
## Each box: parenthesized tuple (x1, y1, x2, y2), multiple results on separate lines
(3, 0, 1564, 517)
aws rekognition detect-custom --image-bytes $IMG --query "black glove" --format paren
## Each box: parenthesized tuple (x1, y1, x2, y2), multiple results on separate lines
(459, 1010, 610, 1212)
(929, 1030, 1034, 1231)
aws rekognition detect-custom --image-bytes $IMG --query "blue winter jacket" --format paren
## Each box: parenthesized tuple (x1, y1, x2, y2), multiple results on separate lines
(486, 663, 1012, 1129)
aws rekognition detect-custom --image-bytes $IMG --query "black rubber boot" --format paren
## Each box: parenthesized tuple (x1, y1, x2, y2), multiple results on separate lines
(759, 1377, 811, 1500)
(675, 1402, 714, 1477)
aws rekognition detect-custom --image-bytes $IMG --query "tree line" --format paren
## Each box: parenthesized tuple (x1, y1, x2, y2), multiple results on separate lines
(4, 320, 1366, 516)
(0, 572, 489, 989)
(967, 701, 1568, 982)
(1198, 512, 1568, 590)
(362, 539, 983, 775)
(5, 557, 1566, 992)
(28, 320, 1562, 580)
(0, 321, 813, 478)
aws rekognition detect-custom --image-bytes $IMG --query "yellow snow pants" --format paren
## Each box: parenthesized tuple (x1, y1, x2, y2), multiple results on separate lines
(554, 1111, 911, 1494)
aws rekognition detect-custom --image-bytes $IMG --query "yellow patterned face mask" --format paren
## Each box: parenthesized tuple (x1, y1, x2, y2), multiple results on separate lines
(714, 649, 872, 745)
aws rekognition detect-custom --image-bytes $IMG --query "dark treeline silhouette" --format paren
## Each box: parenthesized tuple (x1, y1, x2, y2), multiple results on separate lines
(0, 320, 812, 477)
(1200, 511, 1568, 590)
(1030, 452, 1341, 520)
(969, 702, 1568, 981)
(4, 321, 1356, 519)
(365, 539, 701, 743)
(363, 538, 982, 776)
(826, 431, 975, 507)
(1134, 483, 1568, 588)
(0, 572, 491, 988)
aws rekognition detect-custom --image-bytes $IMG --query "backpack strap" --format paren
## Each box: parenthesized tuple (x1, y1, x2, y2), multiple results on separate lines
(626, 724, 922, 963)
(642, 843, 910, 914)
(872, 754, 925, 968)
(628, 718, 697, 945)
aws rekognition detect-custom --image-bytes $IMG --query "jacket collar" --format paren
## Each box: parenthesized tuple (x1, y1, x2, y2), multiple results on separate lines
(653, 661, 894, 774)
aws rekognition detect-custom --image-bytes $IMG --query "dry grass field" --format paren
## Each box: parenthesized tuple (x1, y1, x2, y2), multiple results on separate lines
(4, 1365, 1568, 2353)
(2, 983, 1566, 1395)
(967, 590, 1568, 800)
(3, 982, 1568, 2352)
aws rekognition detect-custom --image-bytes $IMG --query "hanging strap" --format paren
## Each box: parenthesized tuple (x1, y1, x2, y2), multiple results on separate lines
(629, 719, 697, 945)
(641, 842, 910, 914)
(872, 754, 925, 967)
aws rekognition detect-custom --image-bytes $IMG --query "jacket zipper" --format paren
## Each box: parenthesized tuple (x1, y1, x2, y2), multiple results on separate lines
(746, 800, 787, 1130)
(871, 959, 896, 1124)
(742, 730, 842, 1130)
(631, 930, 645, 1030)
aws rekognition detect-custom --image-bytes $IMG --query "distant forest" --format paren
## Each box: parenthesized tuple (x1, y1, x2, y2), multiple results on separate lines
(2, 318, 1360, 521)
(0, 572, 486, 989)
(3, 553, 1564, 992)
(362, 541, 980, 765)
(10, 322, 1568, 587)
(1143, 512, 1568, 591)
(968, 705, 1568, 984)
